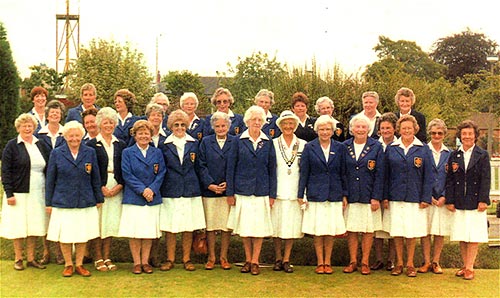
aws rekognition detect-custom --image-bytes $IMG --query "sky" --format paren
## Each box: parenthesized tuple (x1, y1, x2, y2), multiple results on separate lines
(1, 0, 499, 79)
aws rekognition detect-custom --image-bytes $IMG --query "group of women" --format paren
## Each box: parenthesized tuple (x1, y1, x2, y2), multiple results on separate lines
(0, 85, 490, 281)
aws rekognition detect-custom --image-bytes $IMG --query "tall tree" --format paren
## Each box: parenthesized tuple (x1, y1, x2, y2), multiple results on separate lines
(162, 70, 209, 113)
(431, 29, 498, 82)
(0, 22, 21, 153)
(69, 39, 154, 115)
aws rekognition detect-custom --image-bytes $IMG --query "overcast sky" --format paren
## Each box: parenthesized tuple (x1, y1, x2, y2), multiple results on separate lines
(1, 0, 499, 79)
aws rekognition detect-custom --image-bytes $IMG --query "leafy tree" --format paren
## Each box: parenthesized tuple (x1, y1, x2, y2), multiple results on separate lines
(430, 29, 499, 82)
(161, 70, 209, 114)
(0, 22, 21, 153)
(69, 39, 154, 115)
(364, 36, 445, 81)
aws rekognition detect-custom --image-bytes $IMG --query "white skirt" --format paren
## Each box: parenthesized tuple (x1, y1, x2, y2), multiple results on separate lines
(202, 197, 231, 232)
(344, 203, 382, 233)
(427, 205, 452, 236)
(47, 207, 99, 243)
(375, 206, 392, 239)
(302, 201, 346, 236)
(271, 199, 303, 239)
(0, 190, 47, 239)
(389, 201, 428, 238)
(118, 204, 161, 239)
(227, 195, 273, 237)
(160, 197, 206, 233)
(450, 209, 488, 243)
(99, 174, 123, 238)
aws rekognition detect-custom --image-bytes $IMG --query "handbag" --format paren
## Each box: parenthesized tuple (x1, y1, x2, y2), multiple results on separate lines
(192, 229, 208, 255)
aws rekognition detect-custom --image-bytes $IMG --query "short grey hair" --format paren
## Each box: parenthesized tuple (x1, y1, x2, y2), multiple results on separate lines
(349, 114, 372, 135)
(210, 111, 232, 129)
(314, 96, 334, 114)
(145, 103, 165, 118)
(150, 92, 170, 106)
(15, 113, 38, 130)
(362, 91, 379, 104)
(62, 121, 85, 137)
(96, 107, 118, 127)
(243, 105, 266, 126)
(254, 89, 275, 105)
(314, 115, 336, 132)
(180, 92, 199, 109)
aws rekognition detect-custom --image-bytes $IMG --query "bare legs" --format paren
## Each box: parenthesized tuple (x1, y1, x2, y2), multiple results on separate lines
(461, 241, 479, 270)
(129, 238, 152, 266)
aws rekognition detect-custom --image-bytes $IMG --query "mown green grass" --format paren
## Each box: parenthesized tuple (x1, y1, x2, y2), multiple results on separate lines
(0, 261, 499, 297)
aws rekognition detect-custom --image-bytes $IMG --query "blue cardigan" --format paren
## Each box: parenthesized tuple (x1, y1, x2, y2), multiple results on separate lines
(46, 143, 104, 208)
(226, 132, 277, 198)
(383, 139, 434, 204)
(343, 138, 385, 203)
(121, 145, 165, 206)
(298, 138, 346, 202)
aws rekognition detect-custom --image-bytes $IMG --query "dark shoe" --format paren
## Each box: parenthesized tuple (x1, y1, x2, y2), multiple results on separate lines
(132, 264, 142, 274)
(431, 262, 443, 274)
(324, 264, 333, 274)
(39, 254, 50, 265)
(14, 260, 24, 271)
(417, 263, 431, 273)
(56, 254, 65, 265)
(149, 257, 161, 268)
(27, 260, 46, 269)
(361, 263, 371, 275)
(455, 267, 466, 277)
(160, 260, 174, 271)
(406, 266, 417, 277)
(142, 264, 153, 274)
(220, 257, 231, 270)
(250, 263, 260, 275)
(464, 269, 474, 280)
(315, 264, 324, 274)
(391, 265, 403, 276)
(273, 259, 283, 271)
(386, 260, 395, 271)
(343, 262, 357, 273)
(62, 265, 73, 277)
(240, 262, 251, 273)
(82, 256, 93, 264)
(283, 262, 293, 273)
(75, 265, 91, 277)
(205, 260, 215, 270)
(183, 260, 196, 271)
(370, 260, 384, 270)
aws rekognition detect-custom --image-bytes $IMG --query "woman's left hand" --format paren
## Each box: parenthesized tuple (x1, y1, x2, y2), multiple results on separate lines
(478, 202, 488, 212)
(370, 199, 380, 211)
(419, 202, 429, 209)
(342, 196, 348, 210)
(269, 198, 275, 208)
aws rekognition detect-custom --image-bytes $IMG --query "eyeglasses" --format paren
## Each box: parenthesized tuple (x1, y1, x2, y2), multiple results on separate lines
(173, 123, 186, 128)
(216, 100, 229, 105)
(430, 131, 444, 136)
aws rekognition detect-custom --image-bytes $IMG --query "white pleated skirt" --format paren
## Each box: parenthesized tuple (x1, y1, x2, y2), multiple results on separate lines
(302, 201, 346, 236)
(375, 206, 392, 239)
(344, 203, 382, 233)
(202, 197, 231, 232)
(118, 204, 161, 239)
(227, 194, 273, 237)
(99, 174, 123, 238)
(160, 197, 206, 233)
(271, 199, 303, 239)
(47, 207, 99, 243)
(0, 190, 47, 239)
(450, 209, 488, 243)
(389, 201, 427, 238)
(427, 205, 452, 236)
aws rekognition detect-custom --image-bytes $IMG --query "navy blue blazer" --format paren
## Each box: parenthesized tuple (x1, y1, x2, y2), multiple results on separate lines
(445, 146, 491, 210)
(114, 115, 140, 145)
(226, 132, 277, 198)
(159, 136, 202, 198)
(298, 139, 346, 202)
(294, 116, 317, 142)
(383, 140, 434, 204)
(28, 109, 47, 133)
(204, 112, 246, 136)
(86, 137, 126, 187)
(35, 131, 65, 150)
(65, 104, 100, 123)
(121, 145, 166, 206)
(343, 138, 385, 203)
(46, 142, 104, 208)
(1, 137, 51, 197)
(430, 146, 450, 199)
(187, 117, 206, 141)
(395, 110, 427, 143)
(198, 134, 235, 197)
(262, 114, 281, 139)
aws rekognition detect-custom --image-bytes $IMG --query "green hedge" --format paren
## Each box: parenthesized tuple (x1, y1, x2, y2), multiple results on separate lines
(1, 234, 498, 269)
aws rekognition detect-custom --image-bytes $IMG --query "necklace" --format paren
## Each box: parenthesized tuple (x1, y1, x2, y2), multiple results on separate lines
(278, 137, 299, 175)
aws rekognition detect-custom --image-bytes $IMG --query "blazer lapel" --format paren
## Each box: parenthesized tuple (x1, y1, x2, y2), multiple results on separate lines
(467, 146, 482, 171)
(311, 140, 328, 165)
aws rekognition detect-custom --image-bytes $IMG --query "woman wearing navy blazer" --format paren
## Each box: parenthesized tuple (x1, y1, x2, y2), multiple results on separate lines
(198, 111, 235, 270)
(383, 115, 433, 277)
(255, 89, 280, 139)
(204, 87, 246, 136)
(291, 92, 317, 142)
(342, 114, 384, 275)
(86, 107, 127, 272)
(226, 105, 277, 275)
(445, 120, 490, 280)
(1, 114, 51, 270)
(65, 83, 100, 124)
(180, 92, 205, 141)
(417, 119, 451, 275)
(298, 115, 347, 275)
(113, 89, 140, 144)
(46, 121, 103, 277)
(159, 110, 206, 272)
(315, 96, 345, 142)
(394, 87, 427, 143)
(119, 120, 166, 274)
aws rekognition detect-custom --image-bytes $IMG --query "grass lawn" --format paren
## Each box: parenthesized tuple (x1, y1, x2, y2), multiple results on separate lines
(1, 261, 499, 297)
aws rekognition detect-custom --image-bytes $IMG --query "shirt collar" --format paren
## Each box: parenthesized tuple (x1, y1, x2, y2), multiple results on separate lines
(459, 144, 475, 153)
(17, 135, 39, 144)
(391, 136, 423, 147)
(96, 133, 119, 144)
(240, 130, 269, 141)
(427, 142, 449, 154)
(227, 109, 235, 117)
(164, 133, 196, 144)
